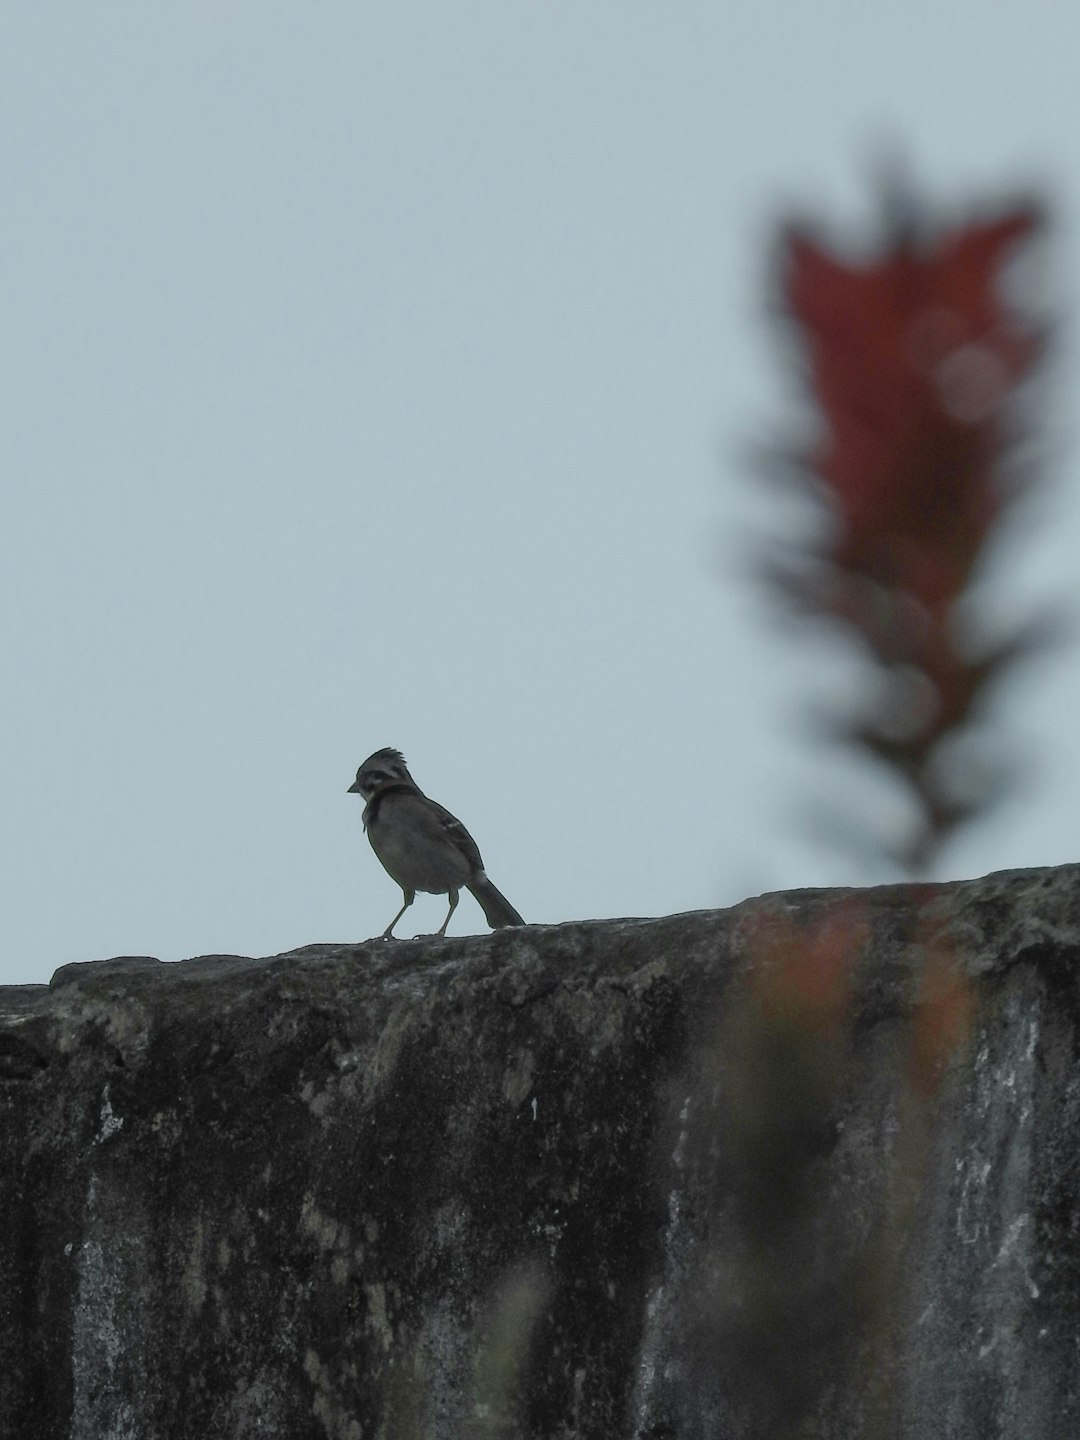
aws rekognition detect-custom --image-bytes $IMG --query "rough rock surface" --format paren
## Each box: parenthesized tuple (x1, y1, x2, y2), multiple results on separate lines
(2, 865, 1080, 1438)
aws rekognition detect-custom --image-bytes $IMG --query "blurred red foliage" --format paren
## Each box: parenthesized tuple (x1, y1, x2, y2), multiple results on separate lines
(786, 210, 1041, 608)
(742, 903, 868, 1039)
(767, 195, 1050, 871)
(906, 938, 975, 1100)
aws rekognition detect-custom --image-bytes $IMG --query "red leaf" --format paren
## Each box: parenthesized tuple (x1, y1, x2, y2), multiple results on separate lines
(784, 207, 1041, 601)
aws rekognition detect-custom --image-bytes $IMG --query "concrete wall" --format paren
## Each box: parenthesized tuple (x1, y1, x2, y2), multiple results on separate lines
(2, 865, 1078, 1438)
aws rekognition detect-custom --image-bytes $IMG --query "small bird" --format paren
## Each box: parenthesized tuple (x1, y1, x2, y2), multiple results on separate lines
(348, 748, 525, 939)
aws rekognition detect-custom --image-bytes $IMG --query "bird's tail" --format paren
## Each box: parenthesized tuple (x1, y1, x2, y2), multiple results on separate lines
(468, 874, 525, 929)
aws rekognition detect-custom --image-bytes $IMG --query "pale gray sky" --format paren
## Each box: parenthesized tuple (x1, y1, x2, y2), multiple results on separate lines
(4, 3, 1079, 984)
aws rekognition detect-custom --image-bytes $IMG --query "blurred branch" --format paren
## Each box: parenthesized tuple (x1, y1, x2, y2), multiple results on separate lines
(688, 901, 977, 1435)
(756, 184, 1054, 873)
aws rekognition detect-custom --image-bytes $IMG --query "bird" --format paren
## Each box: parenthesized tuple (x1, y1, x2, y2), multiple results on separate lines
(348, 748, 525, 939)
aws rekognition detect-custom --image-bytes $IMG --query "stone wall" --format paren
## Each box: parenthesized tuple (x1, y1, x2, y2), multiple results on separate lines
(2, 865, 1079, 1438)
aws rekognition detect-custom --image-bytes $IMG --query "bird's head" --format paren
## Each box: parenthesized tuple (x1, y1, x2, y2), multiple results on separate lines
(348, 747, 413, 798)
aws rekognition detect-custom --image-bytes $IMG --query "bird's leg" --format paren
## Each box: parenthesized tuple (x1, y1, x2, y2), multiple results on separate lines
(383, 889, 415, 939)
(436, 888, 459, 938)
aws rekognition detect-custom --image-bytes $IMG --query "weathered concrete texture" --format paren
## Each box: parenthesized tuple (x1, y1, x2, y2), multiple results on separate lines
(2, 866, 1080, 1438)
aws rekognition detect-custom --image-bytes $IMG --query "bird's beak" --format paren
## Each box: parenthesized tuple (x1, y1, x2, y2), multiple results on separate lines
(347, 780, 362, 794)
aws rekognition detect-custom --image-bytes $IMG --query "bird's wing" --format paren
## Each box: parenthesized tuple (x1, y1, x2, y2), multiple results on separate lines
(426, 799, 486, 873)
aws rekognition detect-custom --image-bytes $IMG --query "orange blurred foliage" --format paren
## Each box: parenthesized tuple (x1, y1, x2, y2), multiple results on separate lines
(906, 940, 975, 1099)
(742, 904, 869, 1038)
